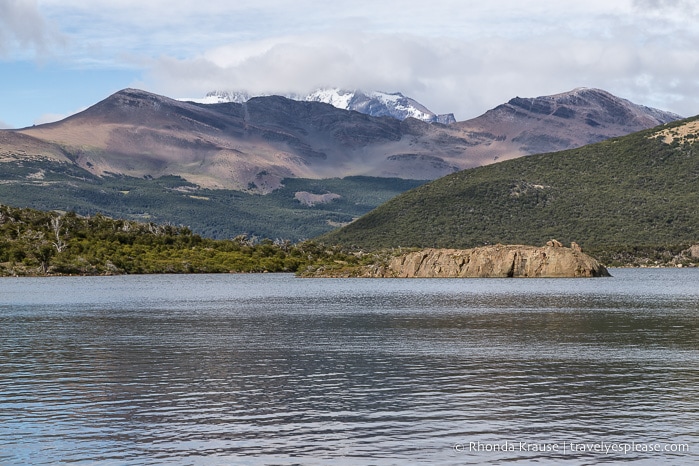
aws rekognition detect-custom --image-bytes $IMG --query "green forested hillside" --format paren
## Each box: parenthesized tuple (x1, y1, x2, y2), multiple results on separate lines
(321, 116, 699, 258)
(0, 156, 424, 240)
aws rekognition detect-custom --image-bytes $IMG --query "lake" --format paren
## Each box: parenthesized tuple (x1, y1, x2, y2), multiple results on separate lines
(1, 269, 697, 465)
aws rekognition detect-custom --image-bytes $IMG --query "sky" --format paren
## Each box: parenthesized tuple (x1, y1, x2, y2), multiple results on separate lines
(1, 0, 699, 129)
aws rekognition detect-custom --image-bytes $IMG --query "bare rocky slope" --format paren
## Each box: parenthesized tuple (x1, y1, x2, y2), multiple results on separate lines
(4, 87, 681, 193)
(451, 88, 681, 160)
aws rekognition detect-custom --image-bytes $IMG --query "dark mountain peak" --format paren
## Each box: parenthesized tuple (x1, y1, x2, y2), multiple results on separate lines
(451, 88, 684, 157)
(58, 88, 241, 132)
(116, 87, 163, 98)
(100, 88, 178, 109)
(72, 88, 183, 120)
(512, 87, 619, 105)
(504, 88, 681, 126)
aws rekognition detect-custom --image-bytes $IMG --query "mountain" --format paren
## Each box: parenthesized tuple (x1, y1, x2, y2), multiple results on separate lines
(452, 87, 681, 156)
(320, 115, 699, 254)
(12, 88, 682, 192)
(182, 90, 251, 104)
(182, 88, 457, 124)
(303, 89, 456, 124)
(0, 87, 685, 240)
(17, 88, 473, 191)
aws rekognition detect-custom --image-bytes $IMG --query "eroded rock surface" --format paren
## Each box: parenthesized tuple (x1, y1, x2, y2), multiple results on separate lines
(366, 243, 610, 278)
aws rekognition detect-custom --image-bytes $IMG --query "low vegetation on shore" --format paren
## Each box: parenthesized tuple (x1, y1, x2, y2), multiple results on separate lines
(0, 204, 696, 277)
(0, 204, 371, 276)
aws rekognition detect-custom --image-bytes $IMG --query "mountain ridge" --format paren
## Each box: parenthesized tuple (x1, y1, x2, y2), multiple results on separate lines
(8, 87, 682, 193)
(452, 87, 681, 155)
(0, 86, 689, 241)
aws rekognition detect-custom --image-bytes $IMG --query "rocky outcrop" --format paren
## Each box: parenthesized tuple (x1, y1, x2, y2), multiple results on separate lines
(367, 243, 610, 278)
(294, 191, 342, 206)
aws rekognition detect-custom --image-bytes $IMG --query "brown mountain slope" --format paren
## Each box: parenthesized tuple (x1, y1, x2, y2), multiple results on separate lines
(10, 87, 681, 192)
(19, 89, 465, 191)
(0, 130, 70, 163)
(450, 87, 681, 162)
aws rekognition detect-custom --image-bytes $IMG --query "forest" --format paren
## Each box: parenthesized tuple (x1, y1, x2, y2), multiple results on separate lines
(0, 204, 383, 276)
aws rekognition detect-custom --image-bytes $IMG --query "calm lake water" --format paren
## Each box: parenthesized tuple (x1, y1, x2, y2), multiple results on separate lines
(1, 269, 697, 465)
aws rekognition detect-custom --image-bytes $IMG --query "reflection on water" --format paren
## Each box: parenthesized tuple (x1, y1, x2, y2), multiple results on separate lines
(0, 269, 697, 465)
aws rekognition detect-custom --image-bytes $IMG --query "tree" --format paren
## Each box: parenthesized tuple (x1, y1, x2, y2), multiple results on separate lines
(50, 215, 67, 252)
(33, 243, 55, 274)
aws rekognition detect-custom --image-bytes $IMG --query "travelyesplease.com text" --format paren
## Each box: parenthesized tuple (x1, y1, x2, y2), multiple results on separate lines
(453, 440, 690, 455)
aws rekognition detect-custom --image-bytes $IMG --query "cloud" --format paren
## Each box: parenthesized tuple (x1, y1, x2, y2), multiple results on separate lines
(633, 0, 694, 10)
(144, 27, 699, 119)
(8, 1, 699, 124)
(0, 118, 13, 129)
(0, 0, 65, 58)
(35, 1, 631, 67)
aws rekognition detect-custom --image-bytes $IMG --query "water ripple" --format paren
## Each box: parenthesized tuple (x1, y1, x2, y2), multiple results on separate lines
(1, 269, 698, 465)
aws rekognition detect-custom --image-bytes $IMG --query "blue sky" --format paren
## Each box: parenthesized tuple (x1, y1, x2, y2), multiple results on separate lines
(1, 0, 699, 128)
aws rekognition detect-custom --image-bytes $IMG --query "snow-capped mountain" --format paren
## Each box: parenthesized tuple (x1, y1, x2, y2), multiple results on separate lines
(303, 89, 456, 124)
(9, 86, 684, 197)
(181, 88, 456, 124)
(182, 90, 252, 105)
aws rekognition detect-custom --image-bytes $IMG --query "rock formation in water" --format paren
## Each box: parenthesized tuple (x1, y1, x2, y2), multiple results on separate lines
(377, 243, 610, 278)
(312, 242, 611, 278)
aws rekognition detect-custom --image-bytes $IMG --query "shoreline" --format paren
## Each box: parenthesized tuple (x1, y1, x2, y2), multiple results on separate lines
(1, 263, 697, 279)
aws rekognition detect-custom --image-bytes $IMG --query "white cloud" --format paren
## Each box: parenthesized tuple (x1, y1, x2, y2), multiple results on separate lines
(0, 118, 13, 129)
(633, 0, 698, 13)
(0, 0, 65, 58)
(8, 0, 699, 124)
(144, 25, 699, 119)
(32, 0, 687, 117)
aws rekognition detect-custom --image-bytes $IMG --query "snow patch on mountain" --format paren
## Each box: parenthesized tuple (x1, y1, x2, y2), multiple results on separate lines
(180, 88, 456, 124)
(304, 88, 355, 110)
(180, 90, 252, 104)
